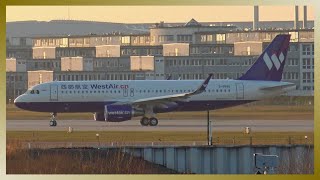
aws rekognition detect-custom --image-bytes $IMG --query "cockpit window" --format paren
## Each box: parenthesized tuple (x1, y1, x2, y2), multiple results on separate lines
(30, 90, 40, 94)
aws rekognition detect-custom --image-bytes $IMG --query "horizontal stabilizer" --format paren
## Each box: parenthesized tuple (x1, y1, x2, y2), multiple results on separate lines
(260, 84, 296, 91)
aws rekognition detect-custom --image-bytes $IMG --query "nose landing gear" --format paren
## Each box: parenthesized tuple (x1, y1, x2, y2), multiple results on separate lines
(49, 112, 57, 127)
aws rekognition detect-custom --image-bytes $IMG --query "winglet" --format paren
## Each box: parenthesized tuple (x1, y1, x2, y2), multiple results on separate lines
(192, 73, 213, 95)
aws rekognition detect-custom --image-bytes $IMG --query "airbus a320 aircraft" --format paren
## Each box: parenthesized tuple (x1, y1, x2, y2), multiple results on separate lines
(14, 34, 295, 127)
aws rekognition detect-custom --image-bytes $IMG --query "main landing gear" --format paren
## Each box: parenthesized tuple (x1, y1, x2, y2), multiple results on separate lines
(49, 112, 57, 127)
(140, 117, 158, 126)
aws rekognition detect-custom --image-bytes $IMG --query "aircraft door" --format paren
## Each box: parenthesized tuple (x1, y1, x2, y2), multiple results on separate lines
(236, 83, 244, 99)
(50, 84, 58, 101)
(123, 88, 128, 97)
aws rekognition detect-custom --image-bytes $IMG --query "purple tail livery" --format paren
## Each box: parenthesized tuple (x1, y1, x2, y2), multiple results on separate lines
(238, 34, 291, 81)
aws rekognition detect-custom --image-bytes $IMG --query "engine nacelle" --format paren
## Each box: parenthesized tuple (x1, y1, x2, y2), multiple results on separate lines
(94, 112, 105, 121)
(104, 105, 144, 122)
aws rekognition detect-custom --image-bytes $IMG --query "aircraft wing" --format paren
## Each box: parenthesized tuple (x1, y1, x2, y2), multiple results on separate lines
(113, 74, 212, 107)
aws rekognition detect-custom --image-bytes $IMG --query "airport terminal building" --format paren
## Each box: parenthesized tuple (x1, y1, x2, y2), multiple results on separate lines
(6, 18, 314, 102)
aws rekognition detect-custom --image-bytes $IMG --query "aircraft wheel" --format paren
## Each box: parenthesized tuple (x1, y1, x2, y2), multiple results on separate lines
(50, 112, 57, 127)
(50, 120, 57, 127)
(149, 117, 158, 126)
(140, 117, 149, 126)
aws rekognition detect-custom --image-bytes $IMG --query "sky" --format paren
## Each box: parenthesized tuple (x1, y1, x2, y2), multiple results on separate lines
(6, 6, 315, 23)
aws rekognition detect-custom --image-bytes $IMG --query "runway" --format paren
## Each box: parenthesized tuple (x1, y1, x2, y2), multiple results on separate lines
(6, 119, 313, 132)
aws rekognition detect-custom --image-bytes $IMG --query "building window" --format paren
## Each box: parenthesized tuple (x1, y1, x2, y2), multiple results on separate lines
(302, 72, 312, 83)
(302, 58, 312, 69)
(216, 34, 226, 44)
(302, 44, 311, 55)
(121, 36, 130, 44)
(200, 35, 213, 43)
(177, 35, 192, 42)
(288, 58, 298, 66)
(159, 35, 174, 42)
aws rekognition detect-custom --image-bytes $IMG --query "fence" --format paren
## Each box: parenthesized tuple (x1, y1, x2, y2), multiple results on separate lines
(18, 135, 313, 149)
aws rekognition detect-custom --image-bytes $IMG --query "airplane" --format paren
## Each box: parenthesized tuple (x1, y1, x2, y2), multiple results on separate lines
(14, 34, 295, 127)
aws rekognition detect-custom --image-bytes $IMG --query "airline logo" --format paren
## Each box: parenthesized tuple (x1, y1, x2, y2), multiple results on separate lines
(263, 52, 285, 70)
(60, 84, 129, 90)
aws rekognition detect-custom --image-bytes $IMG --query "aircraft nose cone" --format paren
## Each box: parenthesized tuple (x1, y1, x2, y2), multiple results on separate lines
(14, 95, 26, 109)
(14, 95, 21, 104)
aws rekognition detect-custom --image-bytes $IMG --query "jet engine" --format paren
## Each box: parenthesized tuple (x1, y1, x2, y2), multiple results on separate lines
(102, 104, 144, 122)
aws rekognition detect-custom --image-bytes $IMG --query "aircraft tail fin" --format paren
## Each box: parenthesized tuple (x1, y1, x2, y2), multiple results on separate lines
(238, 34, 291, 81)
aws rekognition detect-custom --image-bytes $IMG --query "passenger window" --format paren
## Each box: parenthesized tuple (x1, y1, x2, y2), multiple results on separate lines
(30, 90, 35, 94)
(36, 90, 40, 94)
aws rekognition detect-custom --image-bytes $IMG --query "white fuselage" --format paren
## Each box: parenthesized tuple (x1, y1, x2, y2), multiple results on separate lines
(14, 79, 295, 113)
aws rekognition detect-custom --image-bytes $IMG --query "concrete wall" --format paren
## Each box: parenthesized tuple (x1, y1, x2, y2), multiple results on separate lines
(27, 70, 53, 88)
(61, 57, 93, 71)
(96, 45, 120, 57)
(130, 56, 154, 71)
(6, 58, 17, 72)
(234, 41, 263, 56)
(122, 145, 313, 174)
(6, 58, 27, 72)
(163, 43, 189, 56)
(33, 47, 56, 59)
